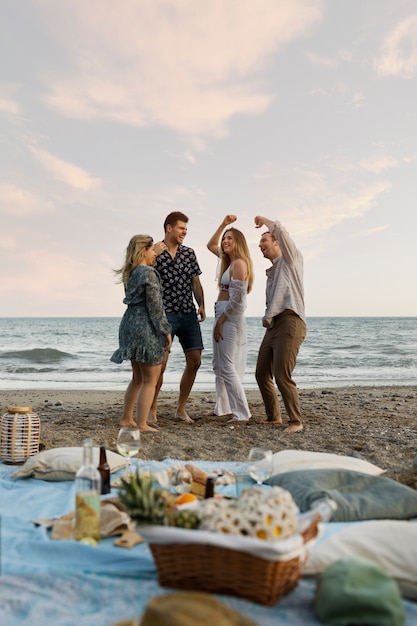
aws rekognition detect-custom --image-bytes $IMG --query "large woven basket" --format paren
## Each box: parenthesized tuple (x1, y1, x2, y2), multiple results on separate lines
(146, 513, 320, 606)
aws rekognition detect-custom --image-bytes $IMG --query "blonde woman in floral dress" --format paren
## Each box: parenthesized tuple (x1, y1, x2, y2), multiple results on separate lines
(111, 235, 172, 431)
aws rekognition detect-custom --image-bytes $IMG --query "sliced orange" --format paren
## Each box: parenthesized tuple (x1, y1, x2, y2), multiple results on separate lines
(175, 493, 198, 505)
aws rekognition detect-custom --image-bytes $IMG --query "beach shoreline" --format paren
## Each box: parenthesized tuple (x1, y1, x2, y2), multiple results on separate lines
(1, 386, 416, 489)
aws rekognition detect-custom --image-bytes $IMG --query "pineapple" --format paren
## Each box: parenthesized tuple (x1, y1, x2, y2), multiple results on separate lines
(118, 472, 173, 526)
(169, 508, 200, 529)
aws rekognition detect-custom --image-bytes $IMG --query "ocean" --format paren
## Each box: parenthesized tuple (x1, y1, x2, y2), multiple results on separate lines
(0, 317, 415, 391)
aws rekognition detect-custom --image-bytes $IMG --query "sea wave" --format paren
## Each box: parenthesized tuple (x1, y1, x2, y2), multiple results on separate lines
(0, 317, 415, 390)
(4, 367, 58, 374)
(0, 348, 75, 362)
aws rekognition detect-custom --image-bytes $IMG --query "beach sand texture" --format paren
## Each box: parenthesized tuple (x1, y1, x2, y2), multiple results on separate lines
(1, 387, 416, 489)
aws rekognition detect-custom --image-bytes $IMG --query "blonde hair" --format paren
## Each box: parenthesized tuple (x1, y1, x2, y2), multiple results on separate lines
(218, 228, 254, 294)
(114, 234, 153, 287)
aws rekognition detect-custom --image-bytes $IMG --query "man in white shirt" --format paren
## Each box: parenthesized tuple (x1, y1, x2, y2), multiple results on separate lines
(254, 215, 306, 433)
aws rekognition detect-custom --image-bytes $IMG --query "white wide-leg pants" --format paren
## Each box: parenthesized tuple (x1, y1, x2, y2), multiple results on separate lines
(212, 301, 251, 421)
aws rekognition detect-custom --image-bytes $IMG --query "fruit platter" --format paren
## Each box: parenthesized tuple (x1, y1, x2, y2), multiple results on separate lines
(118, 471, 321, 605)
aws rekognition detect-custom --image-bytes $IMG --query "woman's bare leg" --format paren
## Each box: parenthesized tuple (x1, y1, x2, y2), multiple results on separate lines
(120, 361, 142, 427)
(136, 361, 161, 432)
(148, 349, 169, 423)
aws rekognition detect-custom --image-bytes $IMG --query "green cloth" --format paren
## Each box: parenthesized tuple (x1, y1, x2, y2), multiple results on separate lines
(315, 557, 405, 626)
(268, 468, 417, 522)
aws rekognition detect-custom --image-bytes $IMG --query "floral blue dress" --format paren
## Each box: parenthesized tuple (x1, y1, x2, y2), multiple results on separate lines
(110, 266, 171, 366)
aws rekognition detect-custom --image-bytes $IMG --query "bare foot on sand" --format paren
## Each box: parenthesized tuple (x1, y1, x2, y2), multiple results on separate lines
(147, 411, 157, 425)
(283, 424, 303, 433)
(139, 425, 158, 433)
(120, 420, 137, 428)
(175, 412, 195, 424)
(261, 418, 283, 425)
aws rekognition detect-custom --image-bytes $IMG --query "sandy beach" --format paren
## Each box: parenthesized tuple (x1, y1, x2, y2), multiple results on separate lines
(1, 386, 416, 489)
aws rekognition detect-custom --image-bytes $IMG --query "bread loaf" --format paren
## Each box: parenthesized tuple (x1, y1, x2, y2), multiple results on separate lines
(185, 463, 208, 497)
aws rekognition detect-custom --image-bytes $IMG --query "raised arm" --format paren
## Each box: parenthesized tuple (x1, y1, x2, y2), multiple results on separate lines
(254, 215, 274, 229)
(207, 214, 237, 256)
(255, 215, 299, 263)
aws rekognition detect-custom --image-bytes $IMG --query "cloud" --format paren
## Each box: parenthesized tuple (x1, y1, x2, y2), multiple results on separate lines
(348, 92, 365, 108)
(306, 47, 352, 69)
(37, 0, 324, 137)
(359, 155, 399, 174)
(293, 180, 391, 238)
(30, 147, 101, 190)
(0, 96, 20, 115)
(310, 80, 349, 99)
(374, 14, 417, 78)
(0, 235, 15, 249)
(323, 148, 401, 175)
(0, 85, 21, 115)
(166, 149, 197, 166)
(306, 51, 337, 68)
(343, 182, 391, 220)
(139, 183, 207, 214)
(337, 49, 353, 63)
(252, 159, 392, 243)
(363, 224, 389, 235)
(0, 182, 53, 216)
(0, 244, 122, 316)
(0, 245, 106, 297)
(3, 249, 84, 294)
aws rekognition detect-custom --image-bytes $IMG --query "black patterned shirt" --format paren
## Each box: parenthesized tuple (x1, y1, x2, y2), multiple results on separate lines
(155, 245, 202, 313)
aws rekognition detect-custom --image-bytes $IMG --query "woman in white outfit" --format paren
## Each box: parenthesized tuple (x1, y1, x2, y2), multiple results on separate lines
(207, 215, 254, 421)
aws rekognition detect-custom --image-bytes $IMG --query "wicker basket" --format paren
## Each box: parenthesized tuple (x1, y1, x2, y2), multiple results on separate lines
(146, 513, 320, 606)
(0, 406, 40, 464)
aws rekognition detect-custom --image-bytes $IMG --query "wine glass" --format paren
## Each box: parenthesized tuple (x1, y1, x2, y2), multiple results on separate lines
(174, 468, 192, 494)
(116, 427, 141, 476)
(248, 447, 273, 486)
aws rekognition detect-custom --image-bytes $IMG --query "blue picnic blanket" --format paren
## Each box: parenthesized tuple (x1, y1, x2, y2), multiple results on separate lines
(1, 459, 417, 626)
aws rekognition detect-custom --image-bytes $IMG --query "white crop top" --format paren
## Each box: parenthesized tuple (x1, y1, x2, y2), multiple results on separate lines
(220, 266, 230, 291)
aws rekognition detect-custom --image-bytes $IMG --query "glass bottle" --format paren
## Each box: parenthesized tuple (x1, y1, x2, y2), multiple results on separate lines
(74, 438, 101, 543)
(97, 444, 111, 495)
(204, 476, 215, 499)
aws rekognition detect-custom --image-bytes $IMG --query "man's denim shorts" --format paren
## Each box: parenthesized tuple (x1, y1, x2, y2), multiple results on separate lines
(166, 311, 204, 352)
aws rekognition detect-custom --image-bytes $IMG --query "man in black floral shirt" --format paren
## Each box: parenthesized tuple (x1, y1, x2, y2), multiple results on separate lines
(149, 211, 206, 424)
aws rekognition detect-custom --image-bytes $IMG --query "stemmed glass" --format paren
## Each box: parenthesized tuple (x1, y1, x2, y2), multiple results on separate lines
(248, 447, 273, 486)
(174, 468, 192, 494)
(116, 427, 141, 476)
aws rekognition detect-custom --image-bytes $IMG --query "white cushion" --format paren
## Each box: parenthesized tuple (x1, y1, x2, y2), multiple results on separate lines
(302, 520, 417, 599)
(272, 449, 385, 476)
(11, 447, 126, 481)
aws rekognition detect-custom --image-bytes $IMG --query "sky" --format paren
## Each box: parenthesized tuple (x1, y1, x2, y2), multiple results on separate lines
(1, 0, 416, 318)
